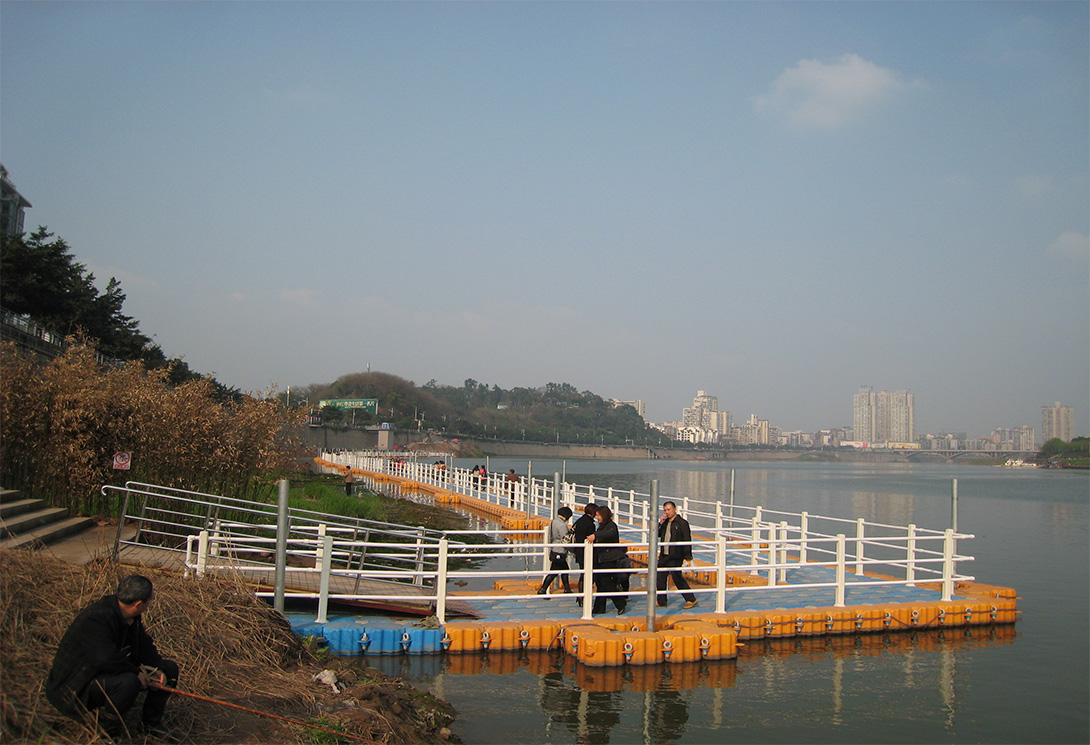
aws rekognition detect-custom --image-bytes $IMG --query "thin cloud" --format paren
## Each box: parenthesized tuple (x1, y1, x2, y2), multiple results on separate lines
(278, 287, 314, 306)
(1013, 175, 1056, 201)
(756, 53, 926, 128)
(1048, 231, 1089, 263)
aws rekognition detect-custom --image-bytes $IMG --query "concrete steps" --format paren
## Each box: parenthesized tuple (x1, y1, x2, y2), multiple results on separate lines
(0, 488, 95, 550)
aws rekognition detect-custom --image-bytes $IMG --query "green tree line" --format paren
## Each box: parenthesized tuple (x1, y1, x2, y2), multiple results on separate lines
(298, 374, 671, 447)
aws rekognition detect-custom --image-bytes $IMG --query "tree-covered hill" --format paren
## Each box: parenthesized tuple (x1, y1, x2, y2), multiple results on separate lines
(302, 374, 670, 447)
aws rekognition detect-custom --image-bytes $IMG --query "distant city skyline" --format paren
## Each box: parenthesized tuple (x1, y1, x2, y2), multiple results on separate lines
(2, 3, 1085, 439)
(658, 387, 1060, 447)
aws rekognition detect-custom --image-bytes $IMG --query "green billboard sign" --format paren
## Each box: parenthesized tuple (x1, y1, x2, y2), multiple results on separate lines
(319, 398, 378, 414)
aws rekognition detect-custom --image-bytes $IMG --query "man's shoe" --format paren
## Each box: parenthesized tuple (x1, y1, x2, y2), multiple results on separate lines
(616, 606, 626, 616)
(656, 600, 668, 607)
(537, 587, 548, 595)
(683, 600, 699, 610)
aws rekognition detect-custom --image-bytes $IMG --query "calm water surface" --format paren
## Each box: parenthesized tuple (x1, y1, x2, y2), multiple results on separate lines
(368, 460, 1088, 744)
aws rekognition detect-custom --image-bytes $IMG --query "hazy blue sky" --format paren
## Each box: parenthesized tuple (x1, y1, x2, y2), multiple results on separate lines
(2, 2, 1087, 437)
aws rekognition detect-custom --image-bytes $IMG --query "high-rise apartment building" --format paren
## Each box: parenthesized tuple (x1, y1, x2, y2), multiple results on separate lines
(683, 390, 717, 429)
(680, 390, 731, 440)
(853, 387, 914, 443)
(853, 388, 875, 442)
(1041, 402, 1074, 442)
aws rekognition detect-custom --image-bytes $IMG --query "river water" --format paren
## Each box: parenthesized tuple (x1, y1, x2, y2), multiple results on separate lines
(366, 459, 1088, 744)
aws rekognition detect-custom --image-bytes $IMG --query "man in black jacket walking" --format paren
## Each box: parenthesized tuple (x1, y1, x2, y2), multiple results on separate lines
(570, 503, 598, 602)
(657, 501, 698, 609)
(47, 575, 179, 739)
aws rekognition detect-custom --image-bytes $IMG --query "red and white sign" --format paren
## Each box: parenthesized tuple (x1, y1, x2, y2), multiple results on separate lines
(112, 451, 132, 470)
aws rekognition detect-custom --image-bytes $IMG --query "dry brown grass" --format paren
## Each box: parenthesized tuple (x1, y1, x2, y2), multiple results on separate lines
(0, 340, 307, 515)
(0, 551, 456, 744)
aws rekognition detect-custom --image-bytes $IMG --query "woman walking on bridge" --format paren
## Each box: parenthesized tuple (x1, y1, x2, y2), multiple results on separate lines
(586, 505, 628, 615)
(538, 507, 574, 595)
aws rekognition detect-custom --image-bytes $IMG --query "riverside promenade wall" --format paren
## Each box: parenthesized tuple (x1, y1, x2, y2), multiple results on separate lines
(299, 427, 913, 463)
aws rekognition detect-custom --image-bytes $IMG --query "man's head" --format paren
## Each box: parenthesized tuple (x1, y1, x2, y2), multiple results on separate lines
(558, 506, 573, 519)
(584, 503, 598, 516)
(116, 575, 154, 618)
(663, 501, 678, 520)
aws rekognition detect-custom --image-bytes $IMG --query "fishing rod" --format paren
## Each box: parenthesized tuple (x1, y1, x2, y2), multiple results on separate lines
(150, 682, 382, 744)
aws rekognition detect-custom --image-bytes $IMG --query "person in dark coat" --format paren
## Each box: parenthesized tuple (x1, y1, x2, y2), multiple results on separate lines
(587, 505, 628, 615)
(657, 500, 698, 609)
(47, 575, 179, 738)
(570, 503, 598, 601)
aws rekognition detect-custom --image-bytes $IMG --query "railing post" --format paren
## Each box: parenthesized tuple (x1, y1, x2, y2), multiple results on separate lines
(715, 533, 727, 614)
(766, 523, 777, 588)
(436, 538, 449, 624)
(582, 541, 594, 620)
(542, 526, 550, 571)
(414, 527, 426, 587)
(315, 524, 327, 566)
(646, 480, 659, 628)
(715, 502, 722, 535)
(553, 473, 561, 515)
(316, 534, 333, 624)
(196, 530, 209, 579)
(906, 524, 917, 586)
(749, 514, 760, 576)
(799, 512, 808, 564)
(274, 479, 289, 614)
(835, 534, 846, 607)
(778, 521, 788, 584)
(942, 528, 954, 602)
(854, 518, 865, 575)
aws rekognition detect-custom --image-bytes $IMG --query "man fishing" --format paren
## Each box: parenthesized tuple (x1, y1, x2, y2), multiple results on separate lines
(47, 574, 179, 739)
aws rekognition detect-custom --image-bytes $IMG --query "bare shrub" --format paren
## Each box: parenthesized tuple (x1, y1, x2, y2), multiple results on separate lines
(0, 340, 307, 514)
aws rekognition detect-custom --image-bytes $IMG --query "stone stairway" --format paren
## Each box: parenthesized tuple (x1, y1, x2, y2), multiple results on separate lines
(0, 488, 95, 550)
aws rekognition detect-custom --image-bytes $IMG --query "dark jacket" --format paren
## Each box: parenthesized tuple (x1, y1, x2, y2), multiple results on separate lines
(592, 520, 628, 565)
(572, 513, 596, 543)
(46, 594, 165, 719)
(658, 515, 694, 560)
(570, 513, 597, 564)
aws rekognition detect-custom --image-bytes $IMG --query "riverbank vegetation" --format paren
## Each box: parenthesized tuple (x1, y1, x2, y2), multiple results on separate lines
(0, 550, 457, 744)
(0, 340, 307, 516)
(1038, 437, 1090, 468)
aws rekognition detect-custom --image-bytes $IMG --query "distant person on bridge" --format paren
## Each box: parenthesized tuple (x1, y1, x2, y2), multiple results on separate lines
(571, 503, 598, 603)
(344, 469, 354, 496)
(657, 501, 698, 609)
(586, 505, 628, 616)
(538, 506, 574, 595)
(505, 469, 521, 506)
(47, 575, 179, 740)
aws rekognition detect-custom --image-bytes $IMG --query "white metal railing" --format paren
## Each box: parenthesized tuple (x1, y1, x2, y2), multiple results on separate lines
(321, 450, 973, 580)
(104, 481, 464, 589)
(185, 521, 971, 624)
(186, 452, 977, 624)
